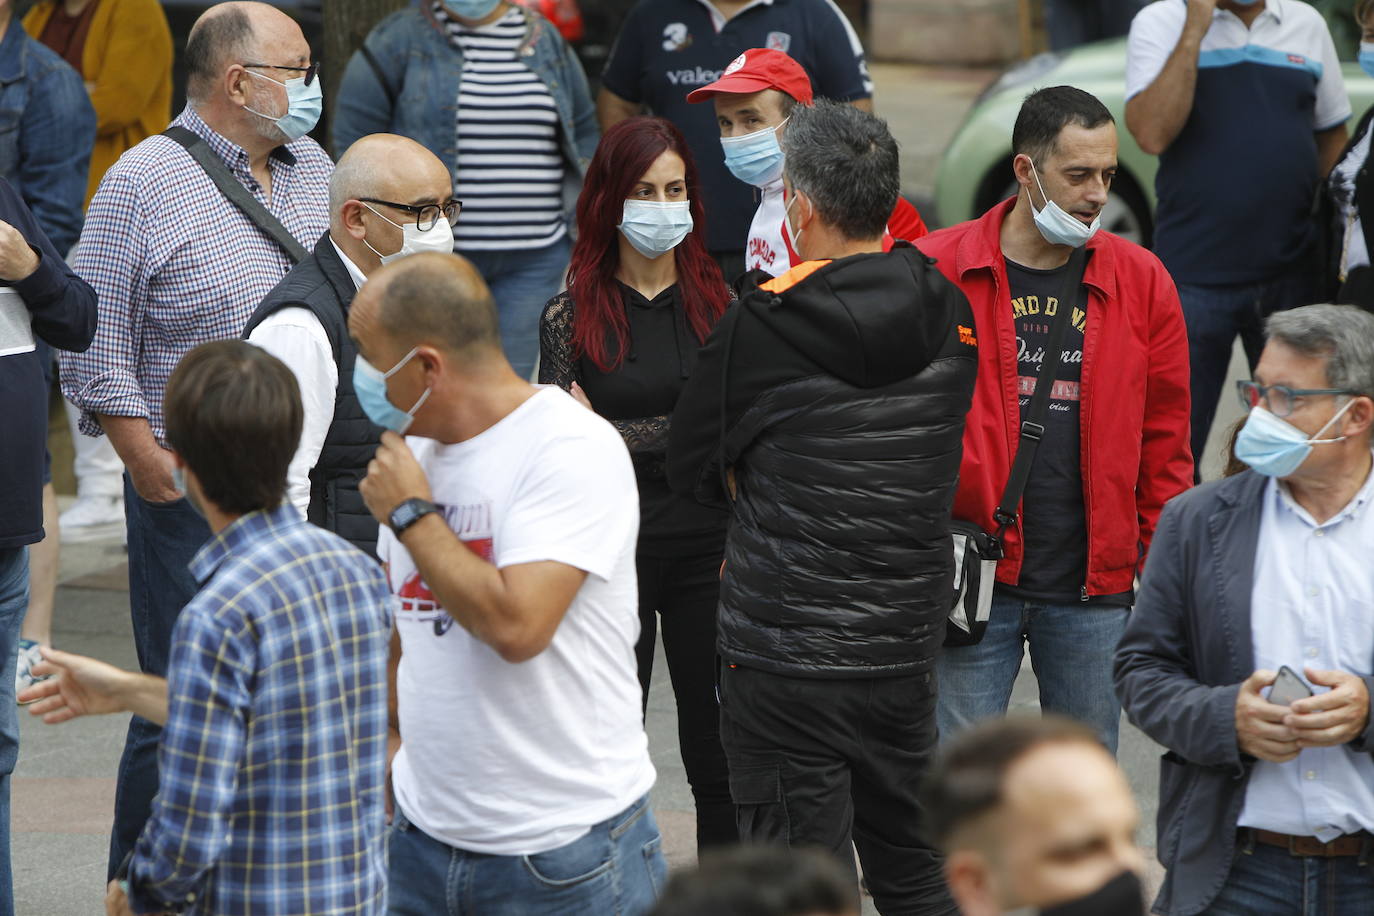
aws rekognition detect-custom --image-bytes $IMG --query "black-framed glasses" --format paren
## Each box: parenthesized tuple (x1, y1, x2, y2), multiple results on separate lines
(1236, 380, 1358, 419)
(360, 197, 463, 232)
(243, 61, 320, 86)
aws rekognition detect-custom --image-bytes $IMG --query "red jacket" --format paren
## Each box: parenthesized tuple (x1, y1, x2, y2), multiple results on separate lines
(916, 199, 1193, 597)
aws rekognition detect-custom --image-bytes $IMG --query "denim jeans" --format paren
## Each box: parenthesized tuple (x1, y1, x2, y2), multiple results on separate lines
(0, 548, 29, 916)
(1176, 270, 1313, 472)
(936, 592, 1129, 753)
(1200, 832, 1374, 915)
(386, 793, 666, 916)
(108, 475, 209, 877)
(463, 236, 572, 380)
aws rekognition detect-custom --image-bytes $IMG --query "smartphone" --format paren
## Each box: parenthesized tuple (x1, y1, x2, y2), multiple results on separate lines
(1269, 665, 1314, 706)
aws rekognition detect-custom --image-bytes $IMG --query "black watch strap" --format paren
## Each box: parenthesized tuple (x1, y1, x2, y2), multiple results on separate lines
(389, 498, 439, 535)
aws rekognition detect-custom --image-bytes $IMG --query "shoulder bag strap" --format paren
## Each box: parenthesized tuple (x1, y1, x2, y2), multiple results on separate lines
(162, 126, 308, 264)
(991, 245, 1088, 541)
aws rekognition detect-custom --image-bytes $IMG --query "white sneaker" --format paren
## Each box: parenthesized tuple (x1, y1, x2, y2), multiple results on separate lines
(15, 639, 48, 703)
(58, 494, 124, 544)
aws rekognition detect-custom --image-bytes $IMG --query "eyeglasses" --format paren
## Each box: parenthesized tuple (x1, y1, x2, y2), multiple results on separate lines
(243, 62, 320, 86)
(360, 198, 463, 232)
(1236, 380, 1358, 419)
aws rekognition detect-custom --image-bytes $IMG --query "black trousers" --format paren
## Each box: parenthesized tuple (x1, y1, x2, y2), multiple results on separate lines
(635, 550, 736, 850)
(719, 663, 956, 916)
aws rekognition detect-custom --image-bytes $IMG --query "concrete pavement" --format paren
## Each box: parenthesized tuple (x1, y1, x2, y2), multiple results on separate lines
(14, 60, 1249, 914)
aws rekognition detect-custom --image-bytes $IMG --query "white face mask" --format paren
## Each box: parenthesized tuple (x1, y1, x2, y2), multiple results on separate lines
(362, 204, 455, 264)
(1028, 159, 1100, 248)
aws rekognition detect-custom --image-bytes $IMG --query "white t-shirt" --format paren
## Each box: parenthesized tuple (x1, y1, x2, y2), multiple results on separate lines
(380, 386, 654, 856)
(745, 177, 796, 276)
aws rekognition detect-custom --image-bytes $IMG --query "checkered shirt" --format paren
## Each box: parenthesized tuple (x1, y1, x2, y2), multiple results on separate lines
(60, 107, 332, 445)
(127, 504, 392, 916)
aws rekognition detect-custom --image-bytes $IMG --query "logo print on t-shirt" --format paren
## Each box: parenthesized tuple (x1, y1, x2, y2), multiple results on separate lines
(766, 31, 791, 53)
(394, 501, 495, 637)
(662, 22, 691, 51)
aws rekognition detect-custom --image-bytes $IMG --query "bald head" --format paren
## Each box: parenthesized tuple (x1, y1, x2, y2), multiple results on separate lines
(352, 253, 501, 364)
(331, 135, 452, 222)
(185, 2, 305, 106)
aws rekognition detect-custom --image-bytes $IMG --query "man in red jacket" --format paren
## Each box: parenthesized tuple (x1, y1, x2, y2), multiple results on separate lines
(917, 86, 1191, 753)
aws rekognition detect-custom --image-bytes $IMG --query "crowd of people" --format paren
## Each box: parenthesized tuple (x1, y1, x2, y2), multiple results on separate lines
(2, 0, 1374, 914)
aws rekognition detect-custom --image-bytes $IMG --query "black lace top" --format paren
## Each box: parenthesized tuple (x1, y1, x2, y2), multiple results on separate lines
(538, 282, 727, 557)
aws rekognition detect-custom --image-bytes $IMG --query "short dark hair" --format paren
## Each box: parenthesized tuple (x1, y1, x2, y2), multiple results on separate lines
(164, 340, 303, 514)
(649, 847, 855, 916)
(377, 253, 502, 356)
(184, 5, 256, 105)
(781, 99, 900, 240)
(921, 715, 1102, 849)
(1011, 86, 1114, 165)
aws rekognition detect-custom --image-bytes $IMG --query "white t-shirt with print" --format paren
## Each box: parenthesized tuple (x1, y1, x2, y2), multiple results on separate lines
(381, 386, 654, 856)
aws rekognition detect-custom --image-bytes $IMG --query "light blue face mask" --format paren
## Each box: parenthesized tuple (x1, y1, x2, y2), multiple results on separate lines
(618, 199, 693, 259)
(720, 119, 788, 187)
(245, 70, 323, 142)
(171, 467, 207, 519)
(1234, 401, 1353, 478)
(354, 349, 433, 434)
(1029, 159, 1099, 248)
(444, 0, 502, 19)
(1361, 42, 1374, 80)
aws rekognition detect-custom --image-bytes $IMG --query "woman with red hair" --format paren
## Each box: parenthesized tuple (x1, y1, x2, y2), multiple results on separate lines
(539, 116, 734, 850)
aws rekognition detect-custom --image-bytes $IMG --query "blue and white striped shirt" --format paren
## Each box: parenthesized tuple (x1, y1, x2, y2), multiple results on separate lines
(128, 504, 392, 915)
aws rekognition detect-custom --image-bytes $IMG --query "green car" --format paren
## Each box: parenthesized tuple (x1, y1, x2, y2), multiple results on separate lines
(933, 37, 1374, 245)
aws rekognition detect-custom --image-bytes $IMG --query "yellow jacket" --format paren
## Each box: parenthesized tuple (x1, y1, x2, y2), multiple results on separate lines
(23, 0, 172, 208)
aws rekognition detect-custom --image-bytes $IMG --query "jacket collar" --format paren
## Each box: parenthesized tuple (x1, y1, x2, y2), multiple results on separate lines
(189, 503, 303, 586)
(0, 20, 29, 84)
(1205, 470, 1269, 679)
(953, 196, 1119, 301)
(317, 232, 362, 303)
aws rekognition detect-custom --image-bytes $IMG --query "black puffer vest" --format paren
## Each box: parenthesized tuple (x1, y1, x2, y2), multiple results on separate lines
(244, 234, 384, 558)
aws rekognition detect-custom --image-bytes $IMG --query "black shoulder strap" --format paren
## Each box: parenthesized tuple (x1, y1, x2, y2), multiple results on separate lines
(992, 246, 1088, 539)
(162, 126, 307, 264)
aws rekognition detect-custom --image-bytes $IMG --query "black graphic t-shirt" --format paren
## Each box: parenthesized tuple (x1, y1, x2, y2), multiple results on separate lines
(998, 256, 1094, 604)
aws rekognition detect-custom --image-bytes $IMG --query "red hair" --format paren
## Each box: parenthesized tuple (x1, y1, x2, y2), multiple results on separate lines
(567, 116, 729, 372)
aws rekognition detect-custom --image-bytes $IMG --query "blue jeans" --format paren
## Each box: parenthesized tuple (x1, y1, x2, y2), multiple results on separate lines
(108, 476, 209, 877)
(463, 236, 571, 380)
(936, 592, 1129, 753)
(0, 548, 29, 916)
(1176, 271, 1312, 473)
(387, 793, 666, 916)
(1200, 832, 1374, 915)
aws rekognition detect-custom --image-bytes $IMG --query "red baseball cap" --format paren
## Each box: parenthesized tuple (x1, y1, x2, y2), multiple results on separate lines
(686, 48, 814, 105)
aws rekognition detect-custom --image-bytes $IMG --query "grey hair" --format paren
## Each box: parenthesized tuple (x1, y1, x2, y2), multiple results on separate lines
(1265, 304, 1374, 396)
(780, 99, 900, 241)
(328, 147, 380, 217)
(184, 5, 257, 106)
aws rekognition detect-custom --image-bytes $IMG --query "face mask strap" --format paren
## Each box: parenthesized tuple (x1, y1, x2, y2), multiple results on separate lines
(1308, 396, 1357, 445)
(1028, 158, 1052, 212)
(384, 347, 421, 379)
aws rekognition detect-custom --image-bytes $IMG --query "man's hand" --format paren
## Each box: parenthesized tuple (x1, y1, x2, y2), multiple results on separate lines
(20, 647, 135, 723)
(1287, 669, 1371, 748)
(361, 431, 433, 525)
(0, 219, 39, 283)
(1236, 669, 1300, 763)
(128, 447, 180, 505)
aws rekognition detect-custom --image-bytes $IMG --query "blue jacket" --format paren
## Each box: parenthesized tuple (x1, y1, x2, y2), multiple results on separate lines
(1114, 470, 1374, 915)
(333, 1, 598, 195)
(0, 20, 96, 253)
(0, 177, 97, 547)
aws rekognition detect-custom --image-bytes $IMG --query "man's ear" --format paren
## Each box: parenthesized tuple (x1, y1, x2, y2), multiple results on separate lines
(341, 200, 368, 241)
(944, 850, 1002, 916)
(1011, 153, 1035, 191)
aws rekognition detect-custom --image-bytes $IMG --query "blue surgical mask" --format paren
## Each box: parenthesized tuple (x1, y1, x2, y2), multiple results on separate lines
(245, 70, 323, 142)
(1361, 42, 1374, 80)
(1029, 160, 1099, 248)
(444, 0, 502, 19)
(618, 200, 693, 259)
(721, 119, 788, 187)
(171, 467, 206, 519)
(354, 349, 433, 434)
(1234, 401, 1353, 478)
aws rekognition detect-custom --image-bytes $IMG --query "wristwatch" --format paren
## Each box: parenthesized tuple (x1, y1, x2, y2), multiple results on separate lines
(388, 498, 439, 536)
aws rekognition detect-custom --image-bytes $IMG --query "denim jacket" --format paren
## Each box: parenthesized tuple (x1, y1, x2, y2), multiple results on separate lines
(334, 1, 598, 192)
(0, 21, 96, 253)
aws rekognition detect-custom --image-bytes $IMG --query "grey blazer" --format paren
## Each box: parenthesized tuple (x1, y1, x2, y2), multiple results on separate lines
(1114, 469, 1374, 916)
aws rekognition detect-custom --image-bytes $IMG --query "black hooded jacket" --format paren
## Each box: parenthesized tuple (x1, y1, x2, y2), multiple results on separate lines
(667, 243, 978, 676)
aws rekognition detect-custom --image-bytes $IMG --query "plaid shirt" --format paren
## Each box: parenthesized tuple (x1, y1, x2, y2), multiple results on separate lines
(128, 504, 391, 916)
(60, 106, 331, 444)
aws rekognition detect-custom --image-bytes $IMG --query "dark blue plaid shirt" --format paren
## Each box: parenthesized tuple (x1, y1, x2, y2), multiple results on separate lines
(128, 504, 391, 915)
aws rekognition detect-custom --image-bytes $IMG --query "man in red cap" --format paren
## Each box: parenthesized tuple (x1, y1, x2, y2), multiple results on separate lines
(687, 48, 927, 280)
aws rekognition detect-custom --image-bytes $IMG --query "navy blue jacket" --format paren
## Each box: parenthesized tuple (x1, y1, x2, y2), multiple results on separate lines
(0, 178, 97, 547)
(1115, 470, 1374, 915)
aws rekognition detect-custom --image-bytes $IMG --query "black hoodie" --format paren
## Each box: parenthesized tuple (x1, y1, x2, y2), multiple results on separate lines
(667, 243, 977, 677)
